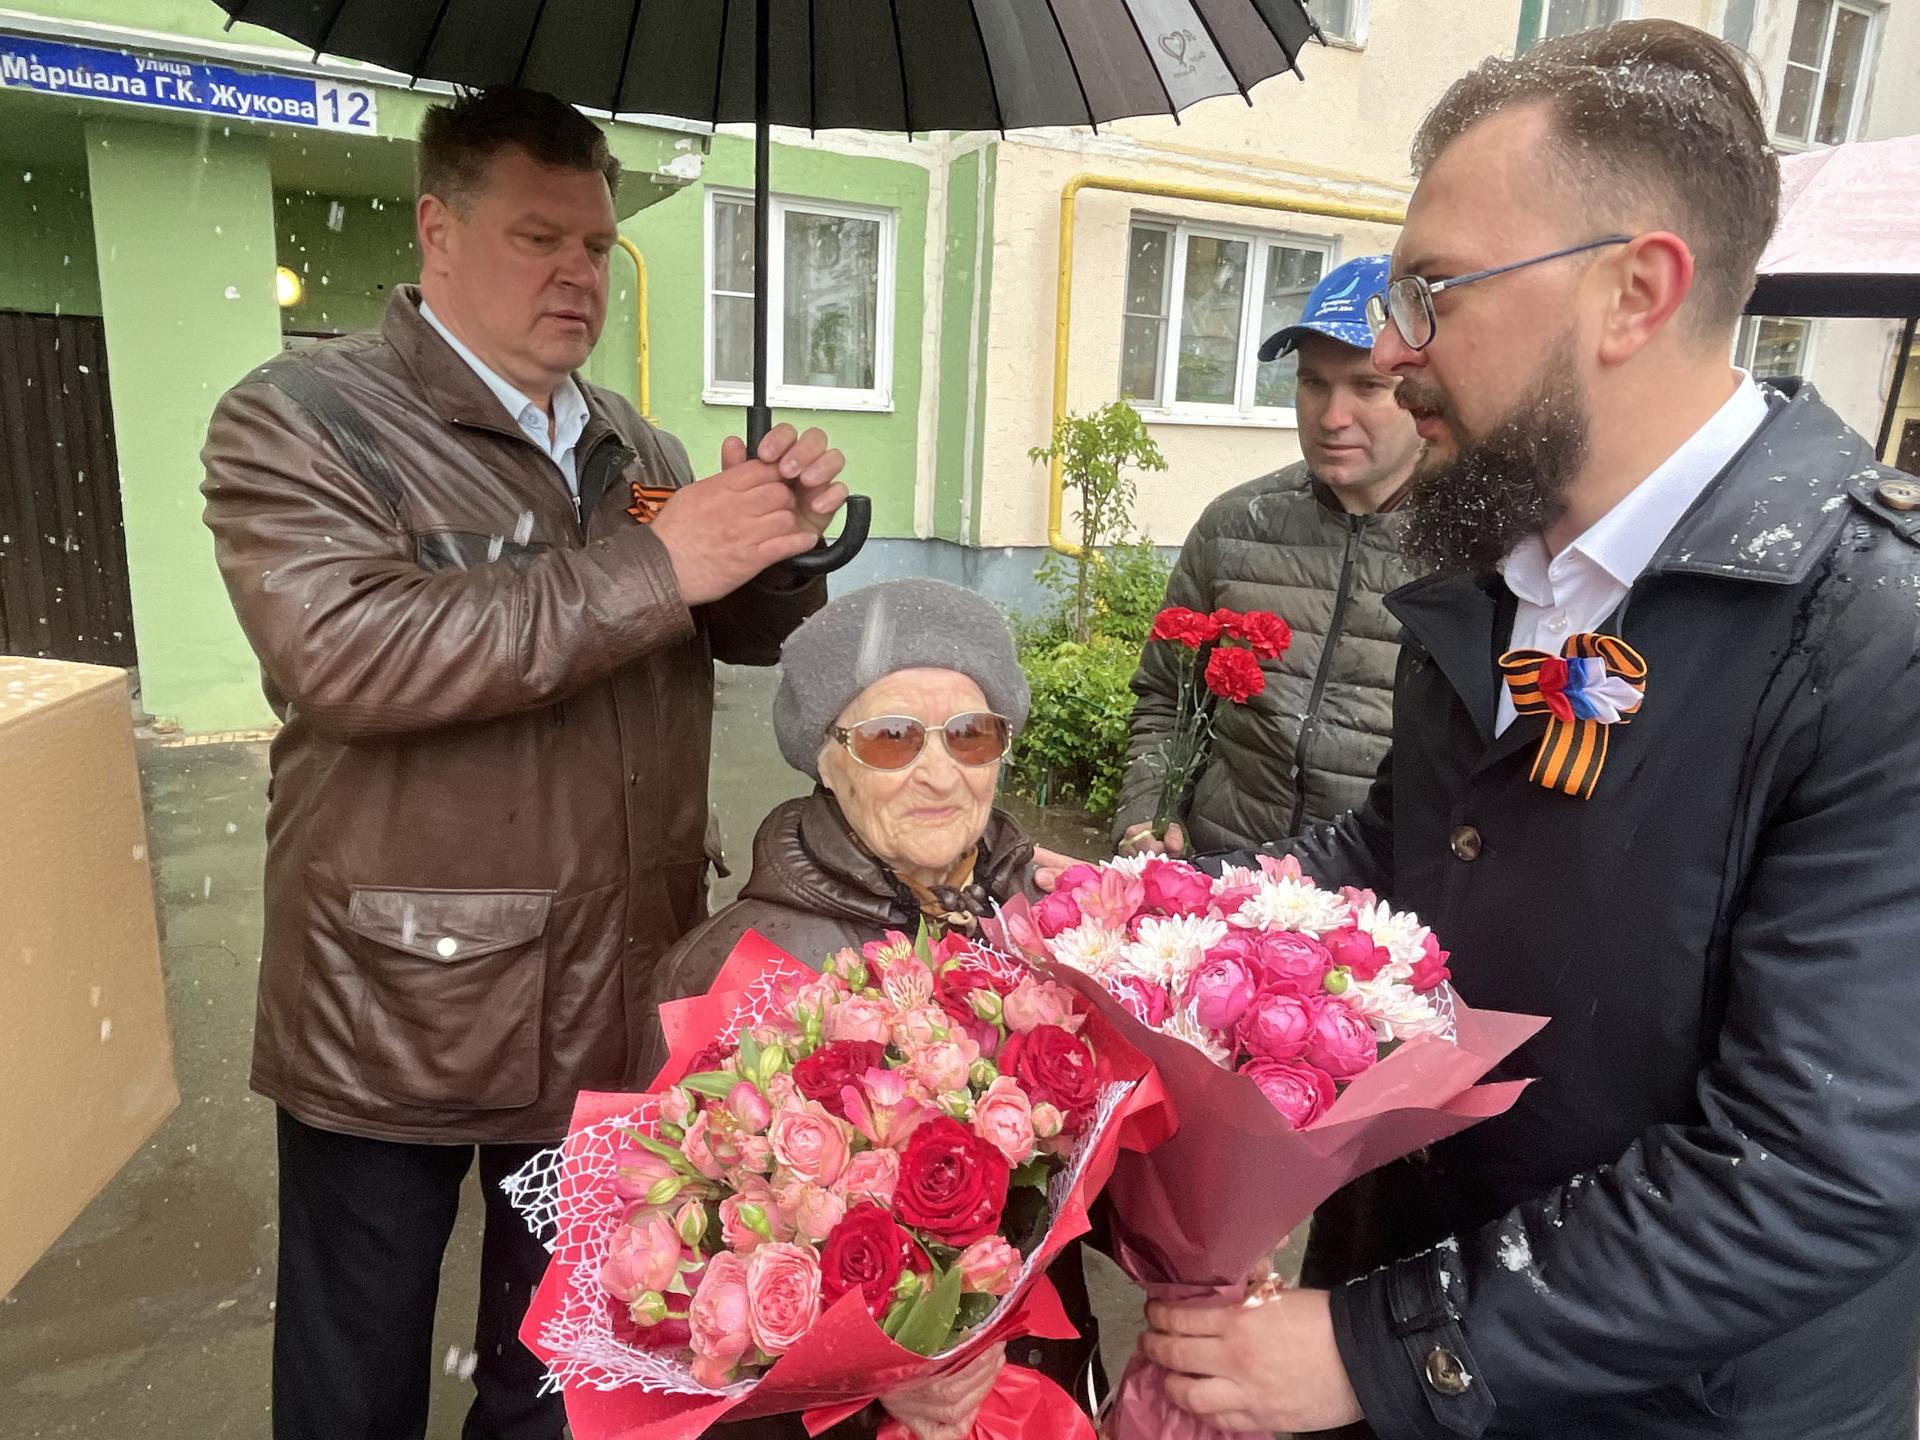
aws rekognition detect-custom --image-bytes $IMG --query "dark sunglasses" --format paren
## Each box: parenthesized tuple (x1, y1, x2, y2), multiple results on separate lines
(827, 711, 1013, 772)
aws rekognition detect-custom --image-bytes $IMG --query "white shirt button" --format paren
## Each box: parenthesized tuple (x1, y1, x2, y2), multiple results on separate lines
(1546, 611, 1571, 635)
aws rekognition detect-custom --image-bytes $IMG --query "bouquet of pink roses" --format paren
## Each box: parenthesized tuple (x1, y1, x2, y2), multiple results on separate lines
(505, 928, 1169, 1440)
(991, 854, 1546, 1440)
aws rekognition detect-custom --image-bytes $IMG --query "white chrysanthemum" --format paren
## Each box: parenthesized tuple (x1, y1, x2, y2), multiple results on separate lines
(1355, 899, 1433, 970)
(1215, 863, 1261, 891)
(1103, 853, 1154, 878)
(1342, 978, 1444, 1042)
(1160, 1002, 1233, 1066)
(1048, 921, 1128, 977)
(1115, 914, 1228, 989)
(1234, 875, 1352, 938)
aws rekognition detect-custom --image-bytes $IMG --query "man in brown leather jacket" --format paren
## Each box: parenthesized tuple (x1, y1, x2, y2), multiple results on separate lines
(200, 88, 846, 1440)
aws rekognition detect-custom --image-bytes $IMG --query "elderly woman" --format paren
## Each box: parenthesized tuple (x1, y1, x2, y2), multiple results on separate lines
(642, 579, 1100, 1440)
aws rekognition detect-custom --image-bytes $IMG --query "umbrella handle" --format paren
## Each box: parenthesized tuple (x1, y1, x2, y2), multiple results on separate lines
(781, 495, 871, 578)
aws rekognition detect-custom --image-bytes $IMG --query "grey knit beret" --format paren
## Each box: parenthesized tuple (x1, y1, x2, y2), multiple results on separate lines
(773, 579, 1030, 779)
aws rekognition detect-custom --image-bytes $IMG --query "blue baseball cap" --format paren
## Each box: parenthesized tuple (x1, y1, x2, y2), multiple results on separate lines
(1257, 254, 1390, 362)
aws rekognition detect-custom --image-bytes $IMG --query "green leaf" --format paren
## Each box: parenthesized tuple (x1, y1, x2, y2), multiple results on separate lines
(913, 920, 935, 969)
(736, 1033, 763, 1077)
(955, 1292, 999, 1333)
(891, 1265, 964, 1357)
(679, 1070, 739, 1100)
(1011, 1158, 1053, 1192)
(880, 1293, 915, 1340)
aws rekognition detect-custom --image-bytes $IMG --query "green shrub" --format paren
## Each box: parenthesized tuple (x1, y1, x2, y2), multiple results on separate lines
(1009, 634, 1140, 817)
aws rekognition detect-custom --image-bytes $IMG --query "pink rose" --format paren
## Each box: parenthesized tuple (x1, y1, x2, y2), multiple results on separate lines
(1254, 933, 1334, 993)
(957, 1236, 1022, 1296)
(1324, 926, 1391, 982)
(658, 1087, 694, 1128)
(908, 1037, 981, 1097)
(609, 1146, 676, 1203)
(826, 996, 892, 1045)
(1410, 934, 1452, 993)
(971, 1075, 1037, 1165)
(1241, 1058, 1336, 1129)
(1032, 886, 1087, 939)
(769, 1101, 853, 1187)
(1139, 859, 1214, 918)
(1077, 869, 1147, 930)
(1186, 953, 1259, 1031)
(790, 979, 843, 1026)
(1110, 975, 1173, 1028)
(890, 1005, 951, 1051)
(1238, 987, 1316, 1061)
(778, 1180, 848, 1245)
(1305, 999, 1379, 1078)
(724, 1135, 775, 1179)
(744, 1243, 823, 1357)
(1001, 976, 1077, 1034)
(1053, 863, 1103, 896)
(600, 1207, 683, 1300)
(727, 1082, 773, 1134)
(680, 1111, 726, 1180)
(719, 1176, 788, 1253)
(1030, 1102, 1064, 1140)
(688, 1252, 752, 1388)
(832, 1146, 901, 1207)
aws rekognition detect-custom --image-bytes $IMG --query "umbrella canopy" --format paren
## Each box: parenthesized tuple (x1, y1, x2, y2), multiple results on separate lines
(1748, 131, 1920, 318)
(214, 0, 1320, 131)
(212, 0, 1322, 572)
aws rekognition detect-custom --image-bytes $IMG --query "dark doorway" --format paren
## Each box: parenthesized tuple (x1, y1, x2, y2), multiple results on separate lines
(1899, 419, 1920, 479)
(0, 311, 137, 668)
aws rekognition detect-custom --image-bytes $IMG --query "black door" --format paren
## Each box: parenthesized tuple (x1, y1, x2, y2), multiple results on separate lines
(0, 311, 137, 667)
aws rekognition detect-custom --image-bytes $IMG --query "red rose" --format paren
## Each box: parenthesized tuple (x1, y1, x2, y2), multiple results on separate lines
(1224, 610, 1293, 661)
(935, 956, 1018, 1024)
(1150, 606, 1224, 649)
(1410, 935, 1452, 993)
(1204, 646, 1266, 704)
(894, 1117, 1012, 1245)
(792, 1041, 887, 1120)
(1324, 926, 1392, 983)
(818, 1202, 930, 1318)
(998, 1023, 1099, 1127)
(683, 1040, 735, 1079)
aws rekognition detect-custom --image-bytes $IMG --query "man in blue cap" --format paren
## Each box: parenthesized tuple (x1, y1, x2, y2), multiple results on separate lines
(1115, 254, 1422, 856)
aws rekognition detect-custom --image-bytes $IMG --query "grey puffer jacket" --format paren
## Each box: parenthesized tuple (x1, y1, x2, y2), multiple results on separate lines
(1114, 463, 1408, 852)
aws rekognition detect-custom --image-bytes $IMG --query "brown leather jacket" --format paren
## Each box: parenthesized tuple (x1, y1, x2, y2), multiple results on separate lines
(643, 792, 1102, 1438)
(200, 287, 823, 1145)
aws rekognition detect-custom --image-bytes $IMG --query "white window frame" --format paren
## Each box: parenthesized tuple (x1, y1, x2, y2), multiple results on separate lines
(1537, 0, 1639, 43)
(702, 188, 897, 413)
(1773, 0, 1881, 150)
(1735, 315, 1816, 381)
(1119, 217, 1339, 429)
(1308, 0, 1370, 49)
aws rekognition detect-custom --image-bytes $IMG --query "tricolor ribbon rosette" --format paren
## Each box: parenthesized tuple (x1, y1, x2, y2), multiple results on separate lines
(1499, 632, 1648, 799)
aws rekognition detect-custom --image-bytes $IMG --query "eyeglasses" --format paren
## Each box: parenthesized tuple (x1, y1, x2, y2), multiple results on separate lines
(828, 711, 1014, 773)
(1366, 236, 1635, 352)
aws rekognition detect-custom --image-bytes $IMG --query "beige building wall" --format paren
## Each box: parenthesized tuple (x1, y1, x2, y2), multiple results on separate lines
(970, 0, 1920, 549)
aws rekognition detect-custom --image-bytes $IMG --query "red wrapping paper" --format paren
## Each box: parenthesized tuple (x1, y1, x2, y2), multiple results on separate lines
(518, 931, 1173, 1440)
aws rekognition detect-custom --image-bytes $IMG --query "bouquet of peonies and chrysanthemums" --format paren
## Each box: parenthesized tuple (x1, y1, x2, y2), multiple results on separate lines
(990, 855, 1546, 1440)
(505, 929, 1168, 1440)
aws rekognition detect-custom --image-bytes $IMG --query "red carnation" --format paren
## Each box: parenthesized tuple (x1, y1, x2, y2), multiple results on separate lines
(819, 1203, 930, 1318)
(998, 1023, 1099, 1128)
(792, 1041, 887, 1120)
(1149, 606, 1224, 649)
(1205, 646, 1266, 704)
(1226, 610, 1292, 661)
(893, 1117, 1012, 1246)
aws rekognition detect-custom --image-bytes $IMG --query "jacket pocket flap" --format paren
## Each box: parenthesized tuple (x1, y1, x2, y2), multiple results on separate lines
(346, 887, 553, 962)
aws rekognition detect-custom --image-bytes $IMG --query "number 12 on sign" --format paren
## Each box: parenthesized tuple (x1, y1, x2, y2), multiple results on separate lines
(315, 81, 376, 133)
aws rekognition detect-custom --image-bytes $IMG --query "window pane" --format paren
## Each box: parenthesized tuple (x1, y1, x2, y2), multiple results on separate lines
(713, 199, 756, 293)
(1307, 0, 1355, 41)
(1544, 0, 1621, 39)
(1120, 316, 1166, 403)
(1722, 0, 1758, 50)
(1747, 318, 1809, 380)
(712, 294, 754, 386)
(1174, 235, 1248, 405)
(1816, 6, 1871, 145)
(1788, 0, 1830, 66)
(783, 210, 881, 390)
(1126, 226, 1171, 318)
(1254, 245, 1326, 409)
(1776, 65, 1817, 141)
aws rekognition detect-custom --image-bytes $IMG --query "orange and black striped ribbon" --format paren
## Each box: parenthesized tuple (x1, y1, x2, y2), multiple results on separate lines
(627, 482, 675, 525)
(1498, 633, 1648, 800)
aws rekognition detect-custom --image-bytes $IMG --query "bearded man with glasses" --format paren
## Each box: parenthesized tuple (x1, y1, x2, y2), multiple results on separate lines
(1125, 19, 1920, 1440)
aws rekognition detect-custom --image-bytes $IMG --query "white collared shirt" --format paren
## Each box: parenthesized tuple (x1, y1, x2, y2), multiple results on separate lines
(420, 300, 590, 495)
(1495, 372, 1771, 734)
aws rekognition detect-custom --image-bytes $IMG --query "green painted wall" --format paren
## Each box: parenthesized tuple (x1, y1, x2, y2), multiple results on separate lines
(625, 137, 928, 537)
(932, 145, 995, 546)
(87, 116, 282, 731)
(273, 189, 416, 336)
(0, 165, 101, 317)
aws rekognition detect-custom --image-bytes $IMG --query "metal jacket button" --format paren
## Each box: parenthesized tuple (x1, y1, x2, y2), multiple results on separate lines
(1878, 478, 1920, 512)
(1450, 825, 1483, 862)
(1425, 1346, 1472, 1396)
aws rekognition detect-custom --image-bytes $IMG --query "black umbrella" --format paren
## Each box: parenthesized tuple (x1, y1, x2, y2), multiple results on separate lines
(215, 0, 1322, 573)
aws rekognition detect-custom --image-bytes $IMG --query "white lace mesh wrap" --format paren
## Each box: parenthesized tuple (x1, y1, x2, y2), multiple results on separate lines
(501, 946, 1132, 1396)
